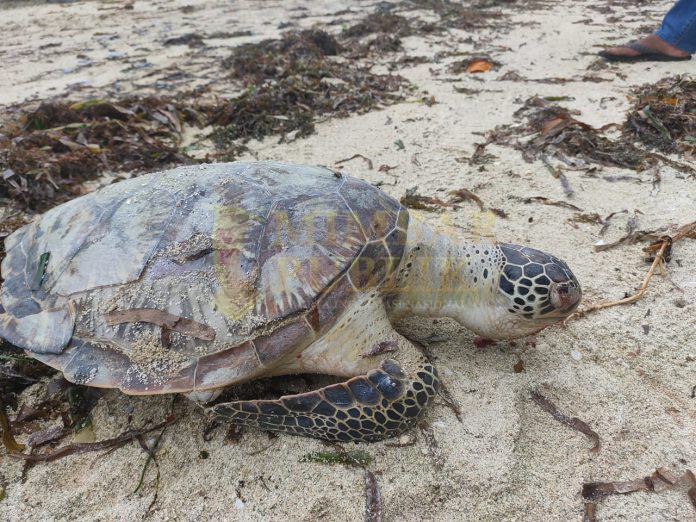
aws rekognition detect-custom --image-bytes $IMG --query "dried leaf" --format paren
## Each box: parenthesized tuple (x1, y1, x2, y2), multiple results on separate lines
(105, 309, 215, 341)
(466, 59, 493, 73)
(541, 116, 570, 135)
(400, 193, 452, 212)
(582, 478, 653, 501)
(651, 467, 678, 492)
(513, 357, 525, 373)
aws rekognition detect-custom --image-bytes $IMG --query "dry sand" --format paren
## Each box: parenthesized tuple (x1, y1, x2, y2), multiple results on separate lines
(1, 0, 695, 520)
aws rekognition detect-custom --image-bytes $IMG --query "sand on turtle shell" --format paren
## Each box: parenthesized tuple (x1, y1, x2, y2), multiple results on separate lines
(1, 0, 695, 521)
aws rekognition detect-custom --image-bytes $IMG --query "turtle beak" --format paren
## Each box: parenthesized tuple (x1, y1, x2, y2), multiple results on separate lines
(549, 281, 581, 314)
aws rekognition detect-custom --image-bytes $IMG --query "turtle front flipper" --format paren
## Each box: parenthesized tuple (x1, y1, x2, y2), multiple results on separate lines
(0, 304, 76, 354)
(211, 357, 439, 442)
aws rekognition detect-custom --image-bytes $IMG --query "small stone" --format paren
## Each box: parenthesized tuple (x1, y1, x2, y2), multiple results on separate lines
(571, 350, 582, 361)
(234, 498, 245, 510)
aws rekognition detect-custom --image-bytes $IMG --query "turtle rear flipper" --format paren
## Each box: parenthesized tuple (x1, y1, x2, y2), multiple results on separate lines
(211, 357, 439, 442)
(0, 303, 76, 354)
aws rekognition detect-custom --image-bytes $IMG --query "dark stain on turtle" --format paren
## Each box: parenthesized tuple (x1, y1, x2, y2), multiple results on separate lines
(361, 340, 398, 358)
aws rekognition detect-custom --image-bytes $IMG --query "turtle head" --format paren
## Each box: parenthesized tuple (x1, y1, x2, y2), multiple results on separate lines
(486, 243, 580, 338)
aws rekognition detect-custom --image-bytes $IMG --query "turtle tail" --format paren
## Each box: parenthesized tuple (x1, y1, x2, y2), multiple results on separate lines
(211, 357, 439, 442)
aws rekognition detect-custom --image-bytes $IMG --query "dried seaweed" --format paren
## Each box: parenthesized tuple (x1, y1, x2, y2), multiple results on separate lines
(364, 469, 382, 522)
(418, 420, 444, 469)
(0, 342, 58, 445)
(436, 380, 463, 423)
(133, 421, 169, 512)
(518, 196, 582, 212)
(402, 0, 505, 31)
(401, 188, 453, 212)
(582, 468, 696, 518)
(0, 97, 198, 211)
(214, 29, 409, 154)
(343, 12, 414, 40)
(642, 221, 696, 257)
(592, 211, 661, 252)
(9, 416, 176, 463)
(105, 309, 216, 341)
(583, 501, 597, 522)
(449, 188, 484, 210)
(335, 154, 374, 170)
(1, 399, 25, 453)
(568, 213, 604, 226)
(513, 357, 525, 373)
(531, 391, 600, 453)
(573, 221, 695, 320)
(301, 449, 372, 466)
(473, 337, 497, 349)
(489, 208, 508, 219)
(624, 76, 696, 154)
(164, 33, 205, 47)
(1, 21, 414, 214)
(26, 426, 68, 449)
(484, 94, 696, 176)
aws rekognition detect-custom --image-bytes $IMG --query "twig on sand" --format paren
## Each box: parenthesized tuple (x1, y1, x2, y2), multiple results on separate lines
(573, 240, 668, 319)
(570, 221, 695, 321)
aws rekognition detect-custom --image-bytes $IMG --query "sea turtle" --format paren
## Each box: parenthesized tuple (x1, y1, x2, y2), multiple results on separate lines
(0, 162, 581, 442)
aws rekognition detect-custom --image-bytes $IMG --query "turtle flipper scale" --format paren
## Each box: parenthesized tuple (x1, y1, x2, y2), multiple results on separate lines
(211, 358, 439, 442)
